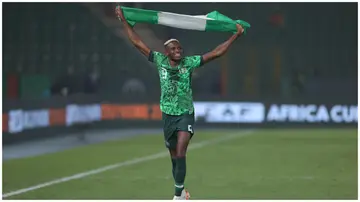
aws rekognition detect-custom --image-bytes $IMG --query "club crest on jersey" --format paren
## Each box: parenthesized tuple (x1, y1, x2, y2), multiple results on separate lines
(179, 68, 187, 74)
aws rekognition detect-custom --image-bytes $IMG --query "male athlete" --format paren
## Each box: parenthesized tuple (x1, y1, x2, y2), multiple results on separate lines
(115, 6, 244, 200)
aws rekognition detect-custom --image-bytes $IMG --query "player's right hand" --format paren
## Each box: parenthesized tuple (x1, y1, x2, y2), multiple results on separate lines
(115, 5, 125, 21)
(235, 24, 244, 36)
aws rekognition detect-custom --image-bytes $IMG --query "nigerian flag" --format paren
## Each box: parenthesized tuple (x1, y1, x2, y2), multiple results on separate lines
(117, 6, 251, 34)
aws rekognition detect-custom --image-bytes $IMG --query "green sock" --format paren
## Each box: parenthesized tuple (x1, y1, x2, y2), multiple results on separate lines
(171, 158, 176, 180)
(174, 156, 186, 196)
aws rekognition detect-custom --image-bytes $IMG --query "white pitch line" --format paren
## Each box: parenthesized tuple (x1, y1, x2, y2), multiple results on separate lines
(3, 130, 254, 198)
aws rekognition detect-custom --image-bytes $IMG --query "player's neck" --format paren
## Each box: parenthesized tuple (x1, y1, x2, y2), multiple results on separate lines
(168, 58, 180, 67)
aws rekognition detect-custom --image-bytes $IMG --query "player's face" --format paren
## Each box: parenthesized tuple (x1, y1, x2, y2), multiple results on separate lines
(165, 42, 183, 61)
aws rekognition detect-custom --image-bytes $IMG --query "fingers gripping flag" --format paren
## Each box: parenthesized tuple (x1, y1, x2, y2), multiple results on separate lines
(116, 6, 251, 35)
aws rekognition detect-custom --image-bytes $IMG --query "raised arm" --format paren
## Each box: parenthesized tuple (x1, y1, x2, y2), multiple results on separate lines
(115, 6, 151, 58)
(202, 24, 244, 65)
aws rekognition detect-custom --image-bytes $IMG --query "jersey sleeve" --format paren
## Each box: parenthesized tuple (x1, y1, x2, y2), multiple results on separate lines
(148, 50, 166, 67)
(184, 55, 204, 70)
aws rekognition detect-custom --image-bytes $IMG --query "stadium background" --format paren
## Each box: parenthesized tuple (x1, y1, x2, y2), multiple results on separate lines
(2, 2, 358, 200)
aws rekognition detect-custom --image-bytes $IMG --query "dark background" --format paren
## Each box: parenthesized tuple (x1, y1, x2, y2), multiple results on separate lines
(2, 2, 358, 144)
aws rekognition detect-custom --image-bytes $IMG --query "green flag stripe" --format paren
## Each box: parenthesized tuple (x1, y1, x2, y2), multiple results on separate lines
(121, 6, 159, 26)
(205, 20, 238, 33)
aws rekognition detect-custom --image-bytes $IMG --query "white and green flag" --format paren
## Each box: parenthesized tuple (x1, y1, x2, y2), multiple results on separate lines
(117, 6, 251, 34)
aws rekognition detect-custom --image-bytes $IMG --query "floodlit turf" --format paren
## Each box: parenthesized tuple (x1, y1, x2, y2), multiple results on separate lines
(2, 128, 357, 199)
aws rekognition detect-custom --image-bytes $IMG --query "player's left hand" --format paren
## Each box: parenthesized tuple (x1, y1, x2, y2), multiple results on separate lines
(235, 24, 244, 36)
(115, 5, 125, 21)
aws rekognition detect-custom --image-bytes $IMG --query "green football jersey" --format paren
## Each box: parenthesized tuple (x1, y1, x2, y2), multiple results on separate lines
(149, 51, 203, 115)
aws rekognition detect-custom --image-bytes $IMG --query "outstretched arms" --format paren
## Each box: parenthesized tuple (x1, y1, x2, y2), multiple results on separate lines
(115, 6, 151, 58)
(201, 24, 244, 65)
(116, 5, 244, 64)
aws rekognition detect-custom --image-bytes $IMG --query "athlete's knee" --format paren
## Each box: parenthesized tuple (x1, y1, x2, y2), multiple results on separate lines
(176, 143, 187, 158)
(176, 149, 186, 158)
(175, 141, 187, 157)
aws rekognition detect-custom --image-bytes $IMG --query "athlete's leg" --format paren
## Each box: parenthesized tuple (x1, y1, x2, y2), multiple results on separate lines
(162, 112, 178, 181)
(173, 131, 191, 197)
(168, 148, 177, 180)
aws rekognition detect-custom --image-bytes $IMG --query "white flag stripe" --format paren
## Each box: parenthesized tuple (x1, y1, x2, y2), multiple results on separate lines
(158, 12, 208, 31)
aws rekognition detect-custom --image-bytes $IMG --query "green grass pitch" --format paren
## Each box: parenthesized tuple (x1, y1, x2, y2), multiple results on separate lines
(3, 128, 357, 199)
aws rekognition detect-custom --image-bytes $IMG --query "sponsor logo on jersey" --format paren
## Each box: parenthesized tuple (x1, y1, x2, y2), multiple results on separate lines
(179, 68, 187, 74)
